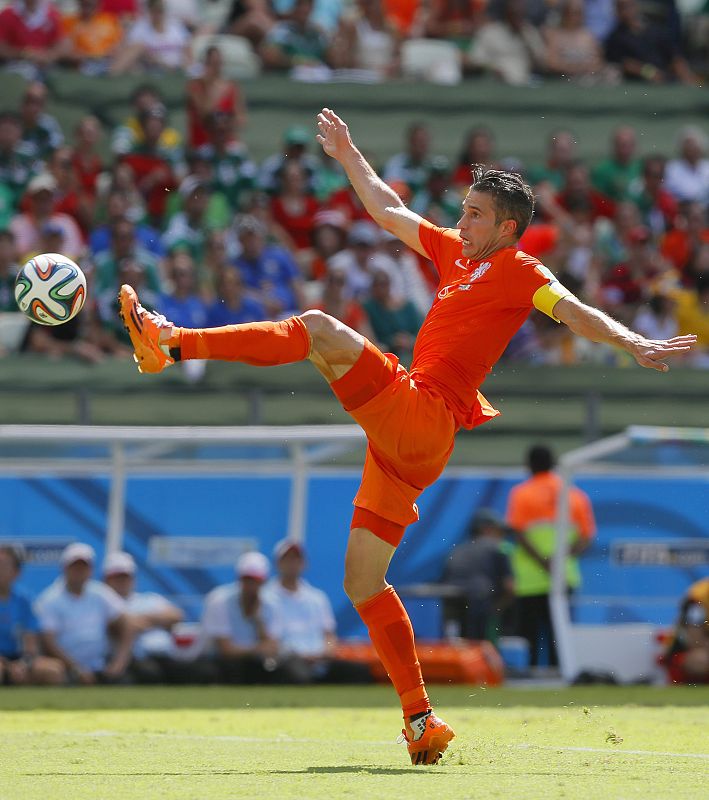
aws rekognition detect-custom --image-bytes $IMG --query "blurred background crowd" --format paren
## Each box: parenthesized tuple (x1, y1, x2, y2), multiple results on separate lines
(0, 0, 708, 369)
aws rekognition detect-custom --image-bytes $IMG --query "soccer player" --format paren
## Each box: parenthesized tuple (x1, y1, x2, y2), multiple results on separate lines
(119, 108, 696, 765)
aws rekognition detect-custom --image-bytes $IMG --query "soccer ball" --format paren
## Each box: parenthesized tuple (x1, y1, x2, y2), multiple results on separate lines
(14, 253, 87, 326)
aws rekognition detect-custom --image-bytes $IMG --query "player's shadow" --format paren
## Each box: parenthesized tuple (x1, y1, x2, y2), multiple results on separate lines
(303, 766, 439, 775)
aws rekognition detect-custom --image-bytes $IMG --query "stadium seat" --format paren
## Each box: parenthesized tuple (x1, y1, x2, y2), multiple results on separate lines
(191, 34, 261, 80)
(400, 39, 462, 85)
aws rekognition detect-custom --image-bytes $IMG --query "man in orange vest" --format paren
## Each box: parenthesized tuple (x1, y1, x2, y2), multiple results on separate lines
(506, 444, 596, 667)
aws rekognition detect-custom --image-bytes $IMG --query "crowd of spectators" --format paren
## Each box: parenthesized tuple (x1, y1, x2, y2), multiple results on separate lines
(0, 18, 708, 367)
(1, 539, 373, 685)
(0, 0, 707, 84)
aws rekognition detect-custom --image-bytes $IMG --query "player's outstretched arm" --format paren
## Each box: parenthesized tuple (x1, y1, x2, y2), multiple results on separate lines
(316, 107, 427, 256)
(553, 295, 697, 372)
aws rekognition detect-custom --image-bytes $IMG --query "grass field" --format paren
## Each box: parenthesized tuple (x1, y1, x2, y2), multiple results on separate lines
(1, 685, 708, 800)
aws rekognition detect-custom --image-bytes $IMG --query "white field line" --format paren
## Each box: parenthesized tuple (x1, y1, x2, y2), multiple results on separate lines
(5, 731, 709, 761)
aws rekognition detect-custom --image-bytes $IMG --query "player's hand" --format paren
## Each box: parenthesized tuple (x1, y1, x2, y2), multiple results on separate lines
(316, 108, 354, 162)
(631, 334, 697, 372)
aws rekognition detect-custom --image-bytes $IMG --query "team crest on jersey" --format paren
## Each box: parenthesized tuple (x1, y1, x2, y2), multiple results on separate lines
(471, 261, 492, 281)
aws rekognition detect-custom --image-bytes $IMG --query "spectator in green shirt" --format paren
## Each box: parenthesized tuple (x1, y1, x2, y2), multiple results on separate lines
(592, 125, 642, 201)
(362, 266, 423, 358)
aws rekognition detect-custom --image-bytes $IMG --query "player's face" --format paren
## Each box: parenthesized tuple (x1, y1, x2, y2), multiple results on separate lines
(457, 190, 513, 259)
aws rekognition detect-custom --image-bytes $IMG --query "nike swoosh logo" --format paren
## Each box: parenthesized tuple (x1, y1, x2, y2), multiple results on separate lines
(455, 259, 469, 270)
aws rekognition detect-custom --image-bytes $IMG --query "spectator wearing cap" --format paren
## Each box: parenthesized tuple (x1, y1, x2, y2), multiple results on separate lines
(362, 265, 423, 358)
(270, 159, 321, 255)
(201, 551, 286, 683)
(664, 127, 709, 206)
(9, 172, 84, 262)
(233, 215, 305, 317)
(262, 539, 372, 684)
(0, 2, 66, 76)
(207, 268, 266, 327)
(186, 45, 247, 150)
(441, 509, 515, 643)
(103, 552, 209, 684)
(35, 543, 133, 684)
(259, 125, 321, 196)
(111, 0, 192, 75)
(260, 0, 335, 73)
(17, 81, 64, 163)
(382, 122, 436, 196)
(410, 156, 460, 228)
(0, 111, 38, 208)
(328, 220, 402, 300)
(0, 545, 65, 685)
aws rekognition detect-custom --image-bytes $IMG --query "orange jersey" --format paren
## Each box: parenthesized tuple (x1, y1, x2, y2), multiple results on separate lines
(506, 471, 596, 539)
(414, 220, 568, 428)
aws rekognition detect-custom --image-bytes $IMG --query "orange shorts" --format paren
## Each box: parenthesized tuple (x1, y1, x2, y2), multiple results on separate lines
(330, 340, 457, 547)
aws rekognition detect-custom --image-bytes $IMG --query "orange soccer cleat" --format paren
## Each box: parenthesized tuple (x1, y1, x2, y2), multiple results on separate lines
(118, 284, 175, 374)
(400, 711, 456, 766)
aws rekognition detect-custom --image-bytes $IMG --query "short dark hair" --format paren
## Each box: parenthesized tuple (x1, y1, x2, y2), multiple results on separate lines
(470, 164, 535, 238)
(527, 444, 555, 474)
(0, 544, 24, 570)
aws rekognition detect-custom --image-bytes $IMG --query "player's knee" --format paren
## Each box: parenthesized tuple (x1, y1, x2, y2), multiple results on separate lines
(299, 309, 362, 358)
(343, 565, 386, 606)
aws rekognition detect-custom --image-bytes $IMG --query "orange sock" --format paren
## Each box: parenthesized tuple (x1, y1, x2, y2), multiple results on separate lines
(171, 316, 311, 365)
(356, 586, 430, 718)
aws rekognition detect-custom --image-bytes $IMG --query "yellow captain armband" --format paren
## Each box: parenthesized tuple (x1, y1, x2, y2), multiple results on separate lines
(532, 280, 573, 322)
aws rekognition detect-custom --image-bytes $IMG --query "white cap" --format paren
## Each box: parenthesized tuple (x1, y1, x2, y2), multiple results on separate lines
(61, 542, 95, 566)
(273, 538, 304, 560)
(103, 551, 136, 577)
(27, 172, 58, 195)
(236, 551, 269, 581)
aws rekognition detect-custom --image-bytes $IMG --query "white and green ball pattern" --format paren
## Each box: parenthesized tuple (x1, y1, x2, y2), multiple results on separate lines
(15, 253, 87, 326)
